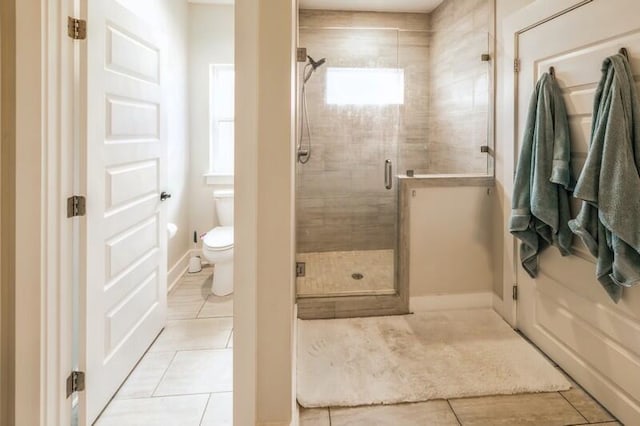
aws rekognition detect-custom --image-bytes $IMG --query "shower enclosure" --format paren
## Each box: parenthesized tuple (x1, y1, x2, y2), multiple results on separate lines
(295, 7, 491, 313)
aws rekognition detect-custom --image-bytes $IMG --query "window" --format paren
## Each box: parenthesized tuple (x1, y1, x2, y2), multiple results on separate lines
(208, 64, 235, 182)
(325, 67, 405, 105)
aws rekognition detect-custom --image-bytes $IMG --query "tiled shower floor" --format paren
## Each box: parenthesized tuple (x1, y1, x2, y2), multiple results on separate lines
(296, 249, 395, 297)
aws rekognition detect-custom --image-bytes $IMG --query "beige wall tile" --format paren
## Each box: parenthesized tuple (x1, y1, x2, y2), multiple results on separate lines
(296, 2, 491, 254)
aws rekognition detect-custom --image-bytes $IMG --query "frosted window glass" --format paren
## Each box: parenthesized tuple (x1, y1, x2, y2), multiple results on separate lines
(326, 68, 405, 105)
(214, 68, 235, 118)
(213, 121, 234, 174)
(209, 64, 235, 175)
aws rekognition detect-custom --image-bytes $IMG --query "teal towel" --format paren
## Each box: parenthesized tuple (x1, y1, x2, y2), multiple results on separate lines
(569, 53, 640, 303)
(510, 73, 573, 277)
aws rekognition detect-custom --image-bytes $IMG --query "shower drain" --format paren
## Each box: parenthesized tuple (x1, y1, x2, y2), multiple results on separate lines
(351, 273, 364, 280)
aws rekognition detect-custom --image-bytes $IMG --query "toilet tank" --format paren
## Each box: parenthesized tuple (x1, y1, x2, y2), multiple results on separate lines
(214, 189, 234, 226)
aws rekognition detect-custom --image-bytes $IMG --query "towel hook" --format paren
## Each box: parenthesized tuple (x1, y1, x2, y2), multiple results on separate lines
(549, 66, 556, 79)
(619, 47, 630, 61)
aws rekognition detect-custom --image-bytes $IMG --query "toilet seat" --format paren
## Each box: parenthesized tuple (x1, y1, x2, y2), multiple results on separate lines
(203, 226, 233, 251)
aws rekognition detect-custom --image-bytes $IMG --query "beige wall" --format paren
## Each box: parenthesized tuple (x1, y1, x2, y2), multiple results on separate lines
(117, 0, 191, 271)
(296, 11, 430, 253)
(188, 4, 234, 241)
(410, 185, 494, 297)
(492, 0, 535, 305)
(427, 0, 491, 174)
(15, 0, 42, 423)
(235, 0, 296, 424)
(0, 0, 15, 423)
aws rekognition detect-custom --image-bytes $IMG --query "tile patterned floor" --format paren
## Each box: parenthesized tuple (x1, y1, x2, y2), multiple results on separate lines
(96, 266, 232, 426)
(296, 249, 395, 297)
(300, 369, 620, 426)
(94, 264, 620, 426)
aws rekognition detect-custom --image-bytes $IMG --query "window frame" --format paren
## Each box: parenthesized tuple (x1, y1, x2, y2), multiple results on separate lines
(206, 64, 235, 184)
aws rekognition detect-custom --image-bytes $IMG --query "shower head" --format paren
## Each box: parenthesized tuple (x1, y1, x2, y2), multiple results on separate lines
(307, 55, 326, 70)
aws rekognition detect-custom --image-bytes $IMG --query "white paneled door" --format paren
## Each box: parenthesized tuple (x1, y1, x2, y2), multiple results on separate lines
(514, 0, 640, 423)
(82, 1, 167, 423)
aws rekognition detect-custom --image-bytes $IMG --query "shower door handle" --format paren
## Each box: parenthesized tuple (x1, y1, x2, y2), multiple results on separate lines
(384, 159, 393, 190)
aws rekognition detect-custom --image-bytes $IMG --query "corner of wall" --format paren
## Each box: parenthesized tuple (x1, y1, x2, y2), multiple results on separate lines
(0, 0, 16, 423)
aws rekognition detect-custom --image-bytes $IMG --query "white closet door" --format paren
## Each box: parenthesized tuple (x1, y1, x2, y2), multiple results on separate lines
(514, 0, 640, 423)
(81, 1, 168, 423)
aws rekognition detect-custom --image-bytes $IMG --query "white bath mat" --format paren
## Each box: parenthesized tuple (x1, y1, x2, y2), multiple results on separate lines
(297, 309, 570, 408)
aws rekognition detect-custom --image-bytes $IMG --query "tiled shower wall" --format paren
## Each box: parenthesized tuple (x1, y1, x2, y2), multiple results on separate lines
(297, 11, 430, 253)
(427, 0, 491, 173)
(296, 0, 490, 253)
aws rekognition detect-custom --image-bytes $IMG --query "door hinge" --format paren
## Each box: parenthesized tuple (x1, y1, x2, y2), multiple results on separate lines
(514, 58, 521, 73)
(512, 285, 518, 300)
(67, 17, 87, 40)
(296, 262, 306, 277)
(66, 371, 85, 398)
(297, 47, 307, 63)
(67, 195, 86, 218)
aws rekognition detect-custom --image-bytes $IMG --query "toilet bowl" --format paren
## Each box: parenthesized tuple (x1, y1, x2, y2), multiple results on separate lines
(202, 190, 234, 296)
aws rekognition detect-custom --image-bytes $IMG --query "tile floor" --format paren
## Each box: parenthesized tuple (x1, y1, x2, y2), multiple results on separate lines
(96, 266, 233, 426)
(94, 265, 620, 426)
(296, 249, 395, 297)
(299, 371, 620, 426)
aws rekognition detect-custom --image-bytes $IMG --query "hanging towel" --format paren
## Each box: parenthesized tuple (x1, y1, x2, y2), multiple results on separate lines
(569, 53, 640, 303)
(510, 73, 573, 278)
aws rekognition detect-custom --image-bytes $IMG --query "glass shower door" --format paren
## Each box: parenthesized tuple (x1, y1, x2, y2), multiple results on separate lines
(295, 27, 405, 298)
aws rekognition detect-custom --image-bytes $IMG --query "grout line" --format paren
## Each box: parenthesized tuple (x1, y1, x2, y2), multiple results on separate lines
(195, 296, 210, 318)
(558, 392, 590, 425)
(199, 394, 213, 426)
(446, 400, 463, 426)
(151, 390, 233, 399)
(151, 351, 179, 397)
(328, 406, 332, 426)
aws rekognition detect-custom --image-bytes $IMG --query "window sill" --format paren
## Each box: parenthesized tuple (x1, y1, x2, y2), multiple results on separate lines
(204, 173, 234, 185)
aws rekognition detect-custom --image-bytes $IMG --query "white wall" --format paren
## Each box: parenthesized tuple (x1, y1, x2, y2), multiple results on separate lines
(235, 0, 296, 424)
(117, 0, 191, 273)
(188, 4, 234, 242)
(410, 185, 495, 308)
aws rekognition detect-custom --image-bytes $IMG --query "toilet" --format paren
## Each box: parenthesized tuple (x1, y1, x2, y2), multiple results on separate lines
(202, 189, 234, 296)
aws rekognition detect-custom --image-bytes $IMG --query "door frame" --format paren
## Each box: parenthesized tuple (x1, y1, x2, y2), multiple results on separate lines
(13, 0, 76, 425)
(498, 0, 595, 328)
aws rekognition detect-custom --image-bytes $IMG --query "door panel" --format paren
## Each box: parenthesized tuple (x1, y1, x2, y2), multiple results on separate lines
(83, 1, 167, 423)
(515, 1, 640, 423)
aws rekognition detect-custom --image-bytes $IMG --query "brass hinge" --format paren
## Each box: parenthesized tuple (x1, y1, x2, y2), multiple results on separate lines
(512, 285, 518, 300)
(481, 53, 491, 62)
(66, 371, 85, 398)
(68, 17, 87, 40)
(514, 58, 521, 73)
(67, 195, 86, 218)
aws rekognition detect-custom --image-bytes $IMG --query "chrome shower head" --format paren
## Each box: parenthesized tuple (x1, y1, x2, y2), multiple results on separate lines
(307, 55, 326, 70)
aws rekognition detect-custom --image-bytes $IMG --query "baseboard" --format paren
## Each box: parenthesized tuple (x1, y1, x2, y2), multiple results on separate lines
(167, 250, 191, 293)
(410, 292, 493, 312)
